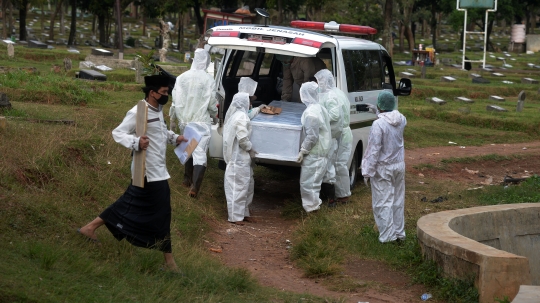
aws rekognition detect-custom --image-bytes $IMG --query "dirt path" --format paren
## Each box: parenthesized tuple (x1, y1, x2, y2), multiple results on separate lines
(207, 141, 540, 302)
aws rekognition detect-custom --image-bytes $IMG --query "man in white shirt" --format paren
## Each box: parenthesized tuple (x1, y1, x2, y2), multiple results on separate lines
(78, 75, 187, 272)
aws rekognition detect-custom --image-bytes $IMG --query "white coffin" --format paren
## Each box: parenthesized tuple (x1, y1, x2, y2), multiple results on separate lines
(250, 101, 306, 162)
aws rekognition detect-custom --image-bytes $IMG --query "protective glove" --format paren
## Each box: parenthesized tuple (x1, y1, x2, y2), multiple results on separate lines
(170, 120, 177, 131)
(258, 104, 269, 110)
(296, 151, 304, 163)
(366, 103, 378, 114)
(364, 177, 370, 187)
(248, 149, 258, 159)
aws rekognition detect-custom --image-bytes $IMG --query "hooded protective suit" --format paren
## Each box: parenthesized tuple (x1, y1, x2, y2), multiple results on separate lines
(314, 70, 344, 202)
(223, 92, 255, 222)
(170, 48, 218, 198)
(230, 77, 261, 121)
(297, 82, 332, 212)
(361, 91, 406, 243)
(170, 48, 217, 167)
(326, 73, 353, 199)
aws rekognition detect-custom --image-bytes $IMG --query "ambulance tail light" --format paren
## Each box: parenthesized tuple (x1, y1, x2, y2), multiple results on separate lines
(211, 31, 240, 37)
(292, 37, 323, 48)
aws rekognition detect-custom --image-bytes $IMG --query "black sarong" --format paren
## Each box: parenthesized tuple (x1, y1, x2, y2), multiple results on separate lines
(100, 179, 172, 252)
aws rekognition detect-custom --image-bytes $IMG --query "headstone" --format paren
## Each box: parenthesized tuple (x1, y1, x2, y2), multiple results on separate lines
(79, 69, 107, 81)
(486, 105, 508, 112)
(522, 78, 539, 84)
(426, 97, 446, 105)
(28, 40, 48, 49)
(482, 67, 493, 72)
(441, 76, 456, 82)
(63, 58, 72, 71)
(469, 73, 481, 78)
(399, 72, 415, 78)
(489, 95, 505, 101)
(492, 72, 505, 77)
(455, 97, 474, 103)
(7, 43, 14, 58)
(451, 64, 462, 68)
(91, 48, 113, 57)
(496, 57, 505, 61)
(421, 64, 426, 79)
(502, 80, 514, 84)
(516, 90, 526, 112)
(0, 93, 12, 109)
(472, 77, 490, 84)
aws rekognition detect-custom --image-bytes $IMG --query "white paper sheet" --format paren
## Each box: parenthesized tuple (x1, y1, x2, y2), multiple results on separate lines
(174, 123, 203, 165)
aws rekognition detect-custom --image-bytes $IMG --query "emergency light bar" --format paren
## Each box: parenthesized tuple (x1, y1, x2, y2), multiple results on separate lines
(290, 20, 377, 35)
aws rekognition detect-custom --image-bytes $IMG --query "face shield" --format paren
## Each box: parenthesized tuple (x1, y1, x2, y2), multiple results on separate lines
(299, 81, 319, 106)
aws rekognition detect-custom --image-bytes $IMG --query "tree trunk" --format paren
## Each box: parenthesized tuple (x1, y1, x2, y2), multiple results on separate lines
(2, 0, 8, 38)
(405, 24, 414, 51)
(92, 14, 96, 36)
(486, 17, 494, 51)
(177, 13, 184, 51)
(115, 0, 124, 52)
(430, 2, 437, 49)
(382, 0, 393, 57)
(193, 0, 204, 35)
(399, 22, 404, 52)
(67, 0, 77, 46)
(277, 0, 283, 25)
(142, 12, 146, 37)
(40, 3, 45, 31)
(60, 0, 65, 35)
(49, 0, 64, 41)
(8, 0, 14, 36)
(98, 14, 106, 44)
(19, 0, 28, 41)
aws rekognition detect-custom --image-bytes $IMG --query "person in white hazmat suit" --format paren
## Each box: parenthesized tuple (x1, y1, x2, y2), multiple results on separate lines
(226, 77, 267, 122)
(223, 92, 258, 225)
(321, 71, 353, 203)
(361, 91, 407, 243)
(170, 48, 218, 198)
(314, 69, 343, 207)
(296, 82, 332, 213)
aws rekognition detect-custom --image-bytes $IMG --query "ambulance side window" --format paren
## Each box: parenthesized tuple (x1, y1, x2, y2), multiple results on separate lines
(342, 49, 383, 92)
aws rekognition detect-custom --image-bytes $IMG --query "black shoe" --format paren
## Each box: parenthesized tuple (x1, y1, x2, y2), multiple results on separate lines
(182, 158, 194, 188)
(189, 165, 206, 198)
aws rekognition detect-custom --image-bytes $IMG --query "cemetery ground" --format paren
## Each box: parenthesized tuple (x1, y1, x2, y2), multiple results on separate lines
(2, 40, 540, 302)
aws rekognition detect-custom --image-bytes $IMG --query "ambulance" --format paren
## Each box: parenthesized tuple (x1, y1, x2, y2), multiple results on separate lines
(206, 18, 412, 189)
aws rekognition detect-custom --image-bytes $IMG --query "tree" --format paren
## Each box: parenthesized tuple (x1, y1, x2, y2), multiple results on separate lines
(382, 0, 393, 56)
(49, 0, 65, 41)
(13, 0, 30, 41)
(67, 0, 76, 46)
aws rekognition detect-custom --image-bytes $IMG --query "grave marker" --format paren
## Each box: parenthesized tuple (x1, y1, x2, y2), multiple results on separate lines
(421, 64, 426, 79)
(91, 48, 113, 57)
(441, 76, 456, 82)
(426, 97, 446, 105)
(0, 93, 12, 109)
(516, 91, 526, 112)
(7, 43, 14, 58)
(63, 58, 72, 71)
(472, 77, 490, 84)
(469, 73, 481, 78)
(489, 95, 505, 102)
(28, 40, 48, 49)
(399, 72, 415, 78)
(486, 105, 508, 112)
(522, 78, 539, 84)
(455, 97, 474, 103)
(492, 72, 505, 77)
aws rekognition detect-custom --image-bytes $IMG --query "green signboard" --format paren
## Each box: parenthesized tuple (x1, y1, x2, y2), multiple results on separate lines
(459, 0, 495, 8)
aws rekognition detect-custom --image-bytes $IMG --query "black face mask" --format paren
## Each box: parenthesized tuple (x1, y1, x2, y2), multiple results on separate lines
(155, 92, 169, 105)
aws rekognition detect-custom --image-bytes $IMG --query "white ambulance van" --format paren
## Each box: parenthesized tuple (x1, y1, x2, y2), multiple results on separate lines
(206, 19, 411, 189)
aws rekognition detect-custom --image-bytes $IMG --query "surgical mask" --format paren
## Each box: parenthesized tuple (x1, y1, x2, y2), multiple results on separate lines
(155, 92, 169, 105)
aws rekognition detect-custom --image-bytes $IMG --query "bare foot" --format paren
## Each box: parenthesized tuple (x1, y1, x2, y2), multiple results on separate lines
(243, 217, 257, 223)
(77, 226, 98, 242)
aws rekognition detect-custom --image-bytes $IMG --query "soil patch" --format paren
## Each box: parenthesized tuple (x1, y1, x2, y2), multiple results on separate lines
(207, 177, 424, 302)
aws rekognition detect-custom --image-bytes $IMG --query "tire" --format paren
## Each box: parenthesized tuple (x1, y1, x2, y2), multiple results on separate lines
(349, 148, 359, 190)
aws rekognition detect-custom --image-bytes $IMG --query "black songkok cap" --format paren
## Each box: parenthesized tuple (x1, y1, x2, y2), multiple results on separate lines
(144, 75, 170, 88)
